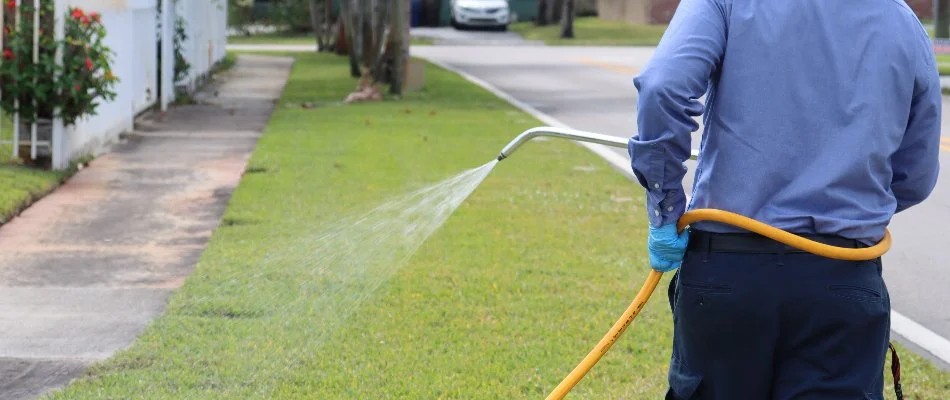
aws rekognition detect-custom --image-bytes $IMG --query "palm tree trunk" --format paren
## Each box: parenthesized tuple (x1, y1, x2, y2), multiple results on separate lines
(559, 0, 574, 38)
(938, 0, 950, 39)
(390, 0, 408, 95)
(536, 0, 548, 25)
(338, 0, 362, 77)
(309, 0, 324, 50)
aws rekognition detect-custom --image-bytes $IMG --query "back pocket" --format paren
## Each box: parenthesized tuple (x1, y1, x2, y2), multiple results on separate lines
(828, 284, 882, 303)
(680, 281, 733, 295)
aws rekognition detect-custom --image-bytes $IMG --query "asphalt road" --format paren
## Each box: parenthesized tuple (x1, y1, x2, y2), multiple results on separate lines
(412, 45, 950, 360)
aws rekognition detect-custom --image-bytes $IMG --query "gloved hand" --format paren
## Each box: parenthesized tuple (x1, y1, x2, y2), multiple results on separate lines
(648, 223, 689, 272)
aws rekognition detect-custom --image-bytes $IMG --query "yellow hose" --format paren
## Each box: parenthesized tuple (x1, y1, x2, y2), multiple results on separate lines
(544, 208, 892, 400)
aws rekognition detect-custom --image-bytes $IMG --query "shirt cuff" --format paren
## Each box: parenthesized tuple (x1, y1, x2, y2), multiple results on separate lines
(645, 187, 686, 227)
(629, 136, 687, 227)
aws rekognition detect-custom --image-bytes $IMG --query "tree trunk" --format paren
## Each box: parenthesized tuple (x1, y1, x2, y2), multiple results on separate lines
(550, 0, 563, 23)
(348, 42, 361, 77)
(559, 0, 573, 38)
(309, 0, 324, 50)
(352, 0, 366, 69)
(545, 0, 558, 24)
(370, 0, 394, 83)
(938, 0, 950, 39)
(336, 18, 349, 54)
(361, 9, 374, 67)
(323, 0, 335, 49)
(536, 0, 548, 25)
(339, 0, 362, 77)
(390, 0, 408, 95)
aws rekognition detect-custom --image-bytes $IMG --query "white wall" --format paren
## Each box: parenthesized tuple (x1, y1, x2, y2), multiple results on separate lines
(63, 0, 155, 159)
(53, 0, 226, 164)
(176, 0, 228, 91)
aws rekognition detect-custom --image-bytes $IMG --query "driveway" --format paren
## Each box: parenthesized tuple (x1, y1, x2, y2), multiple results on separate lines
(411, 27, 541, 46)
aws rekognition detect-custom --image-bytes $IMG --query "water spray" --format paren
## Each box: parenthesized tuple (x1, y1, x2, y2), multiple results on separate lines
(494, 126, 892, 400)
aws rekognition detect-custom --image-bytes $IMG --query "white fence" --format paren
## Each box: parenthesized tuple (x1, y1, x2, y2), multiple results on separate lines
(177, 0, 228, 92)
(0, 0, 228, 169)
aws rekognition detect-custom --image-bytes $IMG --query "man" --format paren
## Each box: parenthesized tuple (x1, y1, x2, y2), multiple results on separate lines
(627, 0, 941, 399)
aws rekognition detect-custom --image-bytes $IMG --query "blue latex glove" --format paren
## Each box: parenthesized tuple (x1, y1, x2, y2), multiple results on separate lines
(648, 224, 689, 272)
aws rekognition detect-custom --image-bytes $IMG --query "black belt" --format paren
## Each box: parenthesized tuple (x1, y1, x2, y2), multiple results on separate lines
(687, 230, 867, 254)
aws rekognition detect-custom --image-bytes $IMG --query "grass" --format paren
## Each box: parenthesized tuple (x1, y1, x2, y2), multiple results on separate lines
(937, 55, 950, 76)
(0, 165, 65, 225)
(47, 52, 950, 399)
(0, 113, 67, 225)
(227, 32, 314, 45)
(212, 52, 238, 75)
(511, 17, 668, 46)
(228, 32, 434, 46)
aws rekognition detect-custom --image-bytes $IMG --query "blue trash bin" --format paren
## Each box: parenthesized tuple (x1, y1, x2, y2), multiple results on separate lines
(411, 0, 422, 27)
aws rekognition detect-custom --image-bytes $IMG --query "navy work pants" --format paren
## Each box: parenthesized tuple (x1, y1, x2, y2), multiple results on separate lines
(664, 231, 891, 399)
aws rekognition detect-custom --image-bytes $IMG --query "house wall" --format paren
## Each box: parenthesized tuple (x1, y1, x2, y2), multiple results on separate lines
(906, 0, 933, 20)
(177, 0, 228, 91)
(50, 0, 227, 165)
(647, 0, 677, 24)
(63, 0, 158, 160)
(597, 0, 647, 24)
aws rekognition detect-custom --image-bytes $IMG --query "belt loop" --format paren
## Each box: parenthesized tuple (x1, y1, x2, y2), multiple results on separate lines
(776, 246, 785, 267)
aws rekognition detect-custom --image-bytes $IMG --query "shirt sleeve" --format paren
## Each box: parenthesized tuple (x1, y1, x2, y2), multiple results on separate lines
(892, 36, 941, 214)
(628, 0, 729, 227)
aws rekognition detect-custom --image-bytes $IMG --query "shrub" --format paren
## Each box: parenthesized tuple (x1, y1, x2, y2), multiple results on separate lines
(0, 1, 118, 126)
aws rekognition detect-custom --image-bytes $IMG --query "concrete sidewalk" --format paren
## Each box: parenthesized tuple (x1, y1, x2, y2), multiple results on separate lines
(0, 54, 293, 400)
(940, 75, 950, 91)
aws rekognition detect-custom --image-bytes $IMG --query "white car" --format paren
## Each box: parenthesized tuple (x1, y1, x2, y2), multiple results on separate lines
(450, 0, 510, 31)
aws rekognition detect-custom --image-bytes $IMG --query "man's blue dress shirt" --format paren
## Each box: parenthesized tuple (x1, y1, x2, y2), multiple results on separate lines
(629, 0, 942, 243)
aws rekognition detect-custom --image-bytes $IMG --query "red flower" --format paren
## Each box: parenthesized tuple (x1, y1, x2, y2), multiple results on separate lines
(71, 8, 84, 19)
(85, 57, 93, 71)
(4, 26, 10, 35)
(90, 12, 101, 22)
(2, 48, 13, 60)
(74, 84, 81, 91)
(5, 0, 14, 10)
(80, 15, 90, 25)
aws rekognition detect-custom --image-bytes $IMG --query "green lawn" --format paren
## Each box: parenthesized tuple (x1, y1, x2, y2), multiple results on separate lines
(511, 17, 668, 46)
(0, 166, 64, 224)
(227, 32, 315, 45)
(228, 33, 433, 46)
(0, 114, 66, 225)
(937, 55, 950, 76)
(46, 52, 950, 399)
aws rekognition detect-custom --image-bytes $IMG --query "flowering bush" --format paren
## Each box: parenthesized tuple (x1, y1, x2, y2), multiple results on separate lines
(0, 1, 118, 126)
